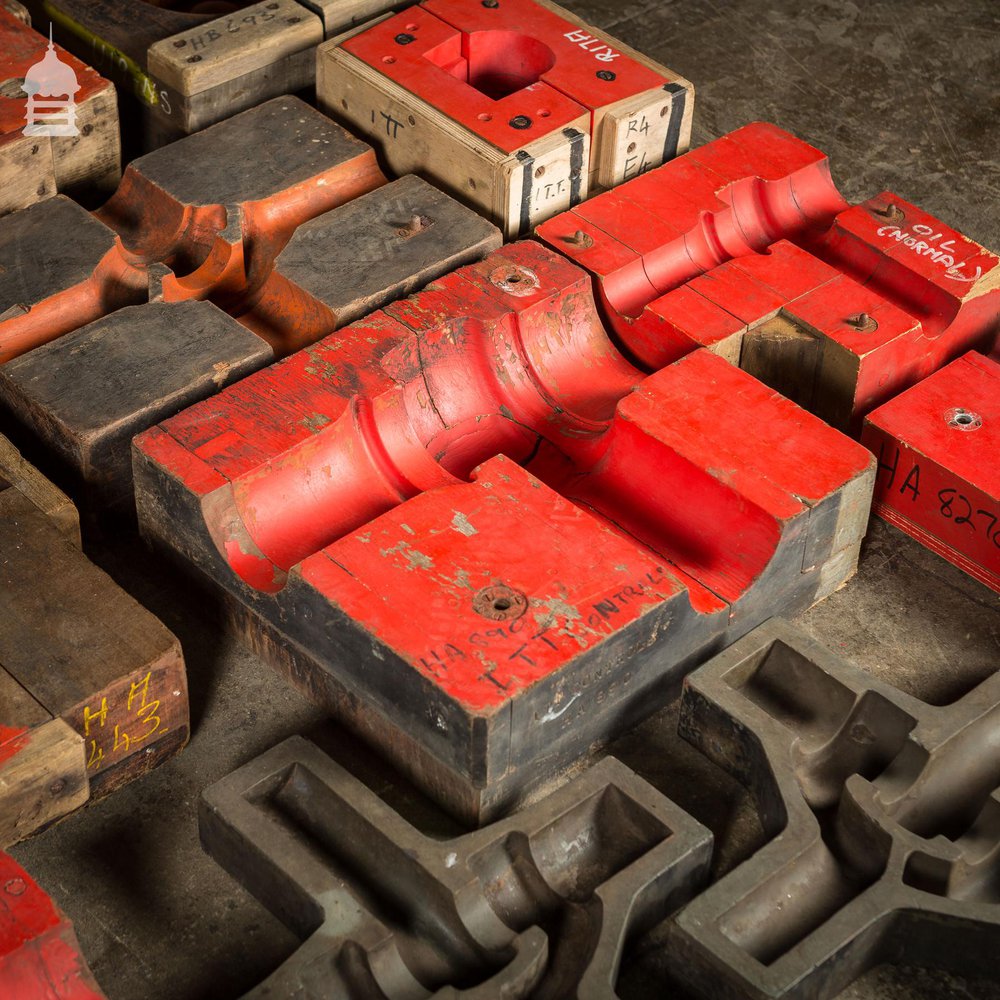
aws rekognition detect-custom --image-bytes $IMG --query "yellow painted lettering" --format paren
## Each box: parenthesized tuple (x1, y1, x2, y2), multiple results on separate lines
(82, 698, 108, 737)
(127, 672, 152, 712)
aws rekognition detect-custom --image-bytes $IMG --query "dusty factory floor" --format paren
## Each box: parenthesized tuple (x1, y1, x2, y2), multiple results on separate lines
(11, 0, 1000, 998)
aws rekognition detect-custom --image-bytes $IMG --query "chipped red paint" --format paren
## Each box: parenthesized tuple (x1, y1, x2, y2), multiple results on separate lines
(863, 351, 1000, 594)
(0, 853, 105, 999)
(538, 122, 1000, 433)
(137, 240, 873, 718)
(0, 727, 28, 769)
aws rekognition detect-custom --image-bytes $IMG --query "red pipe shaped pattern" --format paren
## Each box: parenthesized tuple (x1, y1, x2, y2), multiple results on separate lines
(206, 247, 641, 591)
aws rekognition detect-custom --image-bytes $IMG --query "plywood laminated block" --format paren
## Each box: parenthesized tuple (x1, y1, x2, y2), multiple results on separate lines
(536, 122, 1000, 434)
(317, 0, 694, 238)
(862, 351, 1000, 594)
(0, 5, 119, 216)
(0, 97, 497, 519)
(0, 851, 106, 998)
(133, 241, 874, 824)
(0, 433, 189, 820)
(33, 0, 406, 151)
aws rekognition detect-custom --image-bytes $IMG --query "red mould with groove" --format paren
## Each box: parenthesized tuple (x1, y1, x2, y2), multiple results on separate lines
(134, 240, 874, 823)
(322, 0, 693, 236)
(537, 122, 1000, 434)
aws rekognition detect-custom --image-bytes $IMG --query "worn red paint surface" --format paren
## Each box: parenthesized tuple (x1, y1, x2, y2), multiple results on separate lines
(343, 0, 667, 153)
(863, 351, 1000, 594)
(538, 122, 1000, 433)
(0, 726, 28, 769)
(138, 241, 873, 714)
(0, 853, 105, 999)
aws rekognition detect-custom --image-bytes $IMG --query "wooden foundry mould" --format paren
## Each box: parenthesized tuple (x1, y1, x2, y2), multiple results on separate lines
(671, 619, 1000, 999)
(0, 96, 500, 522)
(0, 850, 105, 999)
(24, 0, 406, 150)
(318, 0, 694, 236)
(200, 737, 711, 998)
(862, 351, 1000, 595)
(134, 238, 875, 823)
(0, 433, 188, 848)
(0, 4, 120, 216)
(537, 122, 1000, 434)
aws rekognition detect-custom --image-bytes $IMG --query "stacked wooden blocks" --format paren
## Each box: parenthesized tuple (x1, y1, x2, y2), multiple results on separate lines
(28, 0, 406, 148)
(0, 3, 998, 997)
(0, 434, 188, 848)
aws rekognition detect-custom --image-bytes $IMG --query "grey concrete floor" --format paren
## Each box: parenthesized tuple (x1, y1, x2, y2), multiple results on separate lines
(10, 0, 1000, 998)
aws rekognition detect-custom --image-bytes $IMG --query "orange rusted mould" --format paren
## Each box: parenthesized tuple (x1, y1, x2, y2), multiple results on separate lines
(0, 196, 145, 365)
(95, 96, 387, 330)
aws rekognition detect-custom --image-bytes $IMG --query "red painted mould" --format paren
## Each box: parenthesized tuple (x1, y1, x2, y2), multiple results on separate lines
(134, 241, 873, 814)
(343, 0, 667, 153)
(0, 852, 105, 1000)
(862, 351, 1000, 594)
(537, 122, 1000, 433)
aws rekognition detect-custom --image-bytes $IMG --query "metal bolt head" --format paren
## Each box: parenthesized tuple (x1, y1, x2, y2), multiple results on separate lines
(473, 584, 527, 621)
(563, 229, 594, 249)
(844, 312, 878, 333)
(482, 0, 500, 6)
(870, 201, 904, 224)
(395, 32, 416, 45)
(187, 54, 202, 63)
(488, 264, 540, 296)
(49, 777, 66, 795)
(173, 39, 186, 48)
(597, 70, 616, 81)
(397, 214, 432, 238)
(509, 114, 532, 130)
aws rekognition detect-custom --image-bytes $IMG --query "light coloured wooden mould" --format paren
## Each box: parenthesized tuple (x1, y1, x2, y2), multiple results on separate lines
(317, 0, 693, 237)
